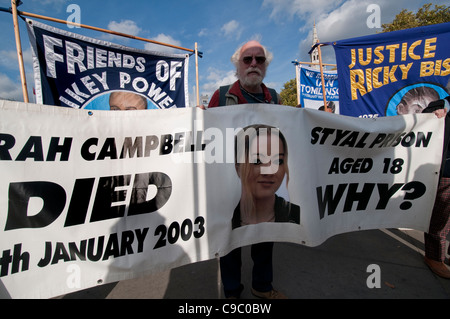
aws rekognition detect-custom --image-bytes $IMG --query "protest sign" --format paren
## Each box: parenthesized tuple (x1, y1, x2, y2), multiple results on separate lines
(27, 19, 189, 110)
(0, 100, 443, 298)
(331, 22, 450, 118)
(298, 65, 339, 113)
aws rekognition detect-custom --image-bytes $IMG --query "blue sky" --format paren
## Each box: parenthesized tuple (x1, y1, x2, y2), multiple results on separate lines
(0, 0, 447, 106)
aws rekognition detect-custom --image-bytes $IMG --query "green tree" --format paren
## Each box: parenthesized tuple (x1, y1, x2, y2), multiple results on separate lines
(381, 3, 450, 32)
(280, 78, 298, 107)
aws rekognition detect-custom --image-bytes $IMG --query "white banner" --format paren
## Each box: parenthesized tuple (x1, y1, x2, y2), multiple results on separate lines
(0, 100, 444, 298)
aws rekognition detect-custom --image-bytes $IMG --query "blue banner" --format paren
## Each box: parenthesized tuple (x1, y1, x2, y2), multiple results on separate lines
(298, 65, 339, 113)
(331, 22, 450, 118)
(27, 19, 189, 110)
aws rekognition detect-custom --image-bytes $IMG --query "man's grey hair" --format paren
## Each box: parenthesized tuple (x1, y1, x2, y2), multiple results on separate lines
(230, 42, 274, 69)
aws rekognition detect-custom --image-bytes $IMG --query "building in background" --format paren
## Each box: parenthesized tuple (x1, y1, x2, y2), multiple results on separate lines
(310, 22, 320, 69)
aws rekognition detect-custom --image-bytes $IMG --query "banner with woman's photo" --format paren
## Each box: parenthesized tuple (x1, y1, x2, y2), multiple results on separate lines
(27, 19, 190, 110)
(0, 100, 444, 298)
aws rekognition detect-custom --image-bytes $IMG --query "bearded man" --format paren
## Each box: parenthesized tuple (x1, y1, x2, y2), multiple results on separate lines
(204, 40, 287, 299)
(207, 40, 281, 107)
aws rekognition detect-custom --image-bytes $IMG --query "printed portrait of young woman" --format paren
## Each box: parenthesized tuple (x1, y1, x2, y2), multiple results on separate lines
(231, 124, 300, 229)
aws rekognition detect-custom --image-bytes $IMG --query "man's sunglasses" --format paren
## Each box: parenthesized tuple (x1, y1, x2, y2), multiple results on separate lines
(242, 56, 266, 65)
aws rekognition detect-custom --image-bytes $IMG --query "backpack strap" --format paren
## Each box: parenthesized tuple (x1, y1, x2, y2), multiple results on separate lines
(267, 88, 279, 104)
(218, 84, 279, 105)
(218, 85, 232, 106)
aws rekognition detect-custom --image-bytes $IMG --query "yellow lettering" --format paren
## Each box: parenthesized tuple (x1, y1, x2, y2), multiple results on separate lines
(424, 38, 437, 59)
(420, 61, 435, 77)
(349, 49, 356, 69)
(383, 66, 389, 85)
(409, 40, 422, 60)
(399, 63, 413, 80)
(389, 65, 398, 83)
(374, 46, 384, 64)
(366, 68, 373, 93)
(401, 43, 408, 61)
(358, 48, 372, 66)
(434, 60, 442, 76)
(386, 44, 399, 63)
(350, 69, 367, 100)
(373, 67, 383, 88)
(441, 58, 450, 76)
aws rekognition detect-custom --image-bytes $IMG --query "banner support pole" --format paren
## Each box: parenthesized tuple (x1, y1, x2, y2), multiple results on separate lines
(317, 44, 328, 112)
(294, 61, 336, 67)
(295, 60, 300, 106)
(195, 42, 200, 106)
(11, 0, 29, 103)
(16, 9, 196, 54)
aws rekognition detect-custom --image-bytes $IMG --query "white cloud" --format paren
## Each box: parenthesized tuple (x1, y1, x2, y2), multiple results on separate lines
(263, 0, 345, 22)
(0, 48, 35, 101)
(0, 73, 25, 101)
(198, 28, 209, 37)
(201, 67, 237, 97)
(190, 67, 237, 107)
(30, 0, 67, 11)
(221, 20, 242, 39)
(316, 0, 376, 41)
(0, 48, 33, 70)
(108, 20, 142, 36)
(298, 0, 374, 62)
(31, 0, 66, 5)
(0, 50, 20, 70)
(144, 34, 183, 54)
(263, 0, 436, 63)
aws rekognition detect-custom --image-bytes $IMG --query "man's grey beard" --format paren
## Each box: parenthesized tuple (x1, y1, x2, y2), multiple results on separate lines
(239, 68, 265, 88)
